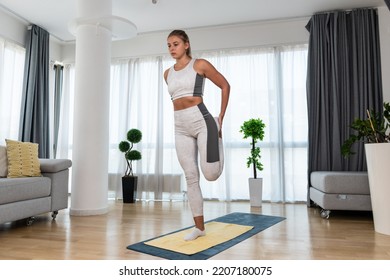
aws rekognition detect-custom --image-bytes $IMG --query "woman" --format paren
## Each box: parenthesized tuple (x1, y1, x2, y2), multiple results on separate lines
(164, 30, 230, 241)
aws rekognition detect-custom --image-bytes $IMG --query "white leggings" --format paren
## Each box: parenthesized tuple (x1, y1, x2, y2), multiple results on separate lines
(174, 103, 224, 217)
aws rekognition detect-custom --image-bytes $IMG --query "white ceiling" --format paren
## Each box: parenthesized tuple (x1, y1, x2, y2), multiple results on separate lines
(0, 0, 386, 42)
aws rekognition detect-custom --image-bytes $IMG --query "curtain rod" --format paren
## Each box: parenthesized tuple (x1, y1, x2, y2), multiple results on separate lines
(314, 7, 377, 16)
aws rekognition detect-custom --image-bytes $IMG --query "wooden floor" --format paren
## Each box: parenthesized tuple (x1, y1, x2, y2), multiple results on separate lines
(1, 199, 390, 260)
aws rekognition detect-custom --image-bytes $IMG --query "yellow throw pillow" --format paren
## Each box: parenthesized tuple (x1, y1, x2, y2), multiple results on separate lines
(5, 139, 41, 178)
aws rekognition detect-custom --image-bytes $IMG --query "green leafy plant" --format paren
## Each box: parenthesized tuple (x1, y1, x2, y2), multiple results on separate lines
(239, 118, 266, 179)
(342, 102, 390, 157)
(118, 128, 142, 176)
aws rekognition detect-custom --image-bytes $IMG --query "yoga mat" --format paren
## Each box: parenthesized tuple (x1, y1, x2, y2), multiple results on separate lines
(127, 212, 286, 260)
(145, 221, 253, 255)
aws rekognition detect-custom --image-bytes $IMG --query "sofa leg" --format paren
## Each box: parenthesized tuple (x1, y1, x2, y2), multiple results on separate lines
(51, 211, 59, 220)
(26, 217, 35, 226)
(320, 209, 331, 219)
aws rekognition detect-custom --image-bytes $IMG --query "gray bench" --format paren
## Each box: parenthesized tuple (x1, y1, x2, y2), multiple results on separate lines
(309, 171, 372, 219)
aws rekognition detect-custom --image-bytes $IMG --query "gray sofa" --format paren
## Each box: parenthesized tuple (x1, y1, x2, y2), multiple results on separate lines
(309, 171, 372, 219)
(0, 158, 72, 225)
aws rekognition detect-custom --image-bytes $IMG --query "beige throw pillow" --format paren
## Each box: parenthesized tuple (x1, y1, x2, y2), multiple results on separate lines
(0, 145, 7, 177)
(5, 139, 41, 178)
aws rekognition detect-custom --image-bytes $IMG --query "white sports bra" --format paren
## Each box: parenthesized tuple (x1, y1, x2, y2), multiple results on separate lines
(166, 59, 205, 101)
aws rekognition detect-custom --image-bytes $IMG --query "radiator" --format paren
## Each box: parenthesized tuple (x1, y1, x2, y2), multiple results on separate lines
(137, 173, 183, 193)
(108, 173, 183, 193)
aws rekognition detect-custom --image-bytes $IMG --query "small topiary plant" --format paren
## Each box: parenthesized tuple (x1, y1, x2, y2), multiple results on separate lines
(118, 128, 142, 176)
(239, 118, 266, 179)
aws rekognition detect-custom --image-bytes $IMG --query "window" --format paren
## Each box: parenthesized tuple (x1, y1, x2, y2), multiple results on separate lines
(59, 43, 308, 202)
(106, 44, 308, 202)
(0, 37, 25, 142)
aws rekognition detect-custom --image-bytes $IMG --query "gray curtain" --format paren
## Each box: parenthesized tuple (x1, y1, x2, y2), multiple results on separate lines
(19, 25, 50, 158)
(53, 64, 64, 158)
(385, 0, 390, 11)
(306, 9, 383, 203)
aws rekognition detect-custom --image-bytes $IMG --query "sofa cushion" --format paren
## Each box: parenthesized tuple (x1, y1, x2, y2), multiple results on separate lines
(0, 177, 51, 204)
(0, 145, 7, 177)
(5, 139, 41, 178)
(310, 171, 370, 195)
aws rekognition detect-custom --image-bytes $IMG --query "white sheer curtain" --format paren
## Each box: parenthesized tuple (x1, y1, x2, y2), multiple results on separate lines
(0, 38, 25, 142)
(54, 63, 75, 193)
(0, 35, 308, 202)
(109, 57, 184, 200)
(196, 45, 308, 202)
(107, 44, 308, 202)
(55, 64, 75, 161)
(59, 43, 308, 202)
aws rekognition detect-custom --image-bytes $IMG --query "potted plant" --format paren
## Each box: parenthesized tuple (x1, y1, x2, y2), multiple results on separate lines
(341, 102, 390, 156)
(118, 128, 142, 203)
(342, 102, 390, 235)
(240, 118, 266, 207)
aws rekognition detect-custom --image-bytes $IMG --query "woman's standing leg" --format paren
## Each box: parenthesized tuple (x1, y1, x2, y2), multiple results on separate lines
(175, 120, 206, 240)
(174, 104, 224, 241)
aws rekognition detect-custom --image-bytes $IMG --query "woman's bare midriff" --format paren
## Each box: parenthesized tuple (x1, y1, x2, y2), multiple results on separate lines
(173, 96, 203, 111)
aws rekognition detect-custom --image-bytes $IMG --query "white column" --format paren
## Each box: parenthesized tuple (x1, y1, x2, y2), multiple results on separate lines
(70, 0, 112, 216)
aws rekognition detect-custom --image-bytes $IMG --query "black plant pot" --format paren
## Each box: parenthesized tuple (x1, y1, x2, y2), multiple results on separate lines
(122, 176, 138, 203)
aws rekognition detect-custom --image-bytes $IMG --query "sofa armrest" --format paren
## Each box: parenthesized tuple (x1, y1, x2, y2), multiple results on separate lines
(39, 159, 72, 173)
(39, 159, 72, 212)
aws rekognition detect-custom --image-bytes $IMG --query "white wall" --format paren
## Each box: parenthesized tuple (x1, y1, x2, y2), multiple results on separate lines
(62, 17, 310, 62)
(0, 7, 64, 64)
(0, 8, 27, 46)
(115, 17, 310, 58)
(49, 39, 63, 63)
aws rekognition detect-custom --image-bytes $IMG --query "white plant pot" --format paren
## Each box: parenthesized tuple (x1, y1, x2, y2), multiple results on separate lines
(248, 178, 263, 207)
(365, 143, 390, 235)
